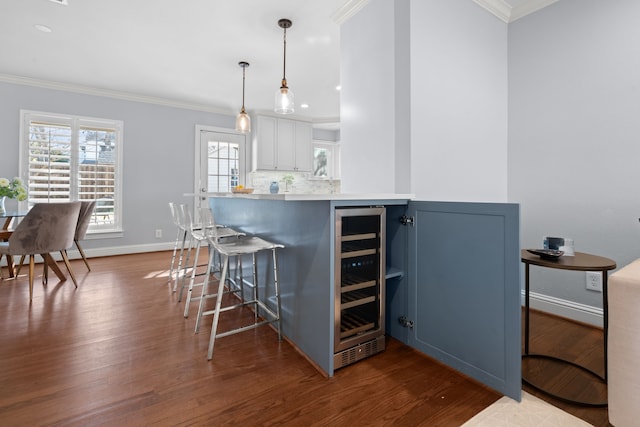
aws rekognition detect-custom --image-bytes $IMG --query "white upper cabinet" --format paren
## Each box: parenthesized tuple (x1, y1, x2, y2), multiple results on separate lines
(293, 120, 313, 172)
(252, 115, 312, 172)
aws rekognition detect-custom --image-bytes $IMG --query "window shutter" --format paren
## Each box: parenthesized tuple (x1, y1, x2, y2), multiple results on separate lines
(21, 111, 123, 233)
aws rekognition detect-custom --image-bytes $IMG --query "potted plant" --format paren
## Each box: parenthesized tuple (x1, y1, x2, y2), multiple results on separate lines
(281, 174, 295, 192)
(0, 177, 27, 215)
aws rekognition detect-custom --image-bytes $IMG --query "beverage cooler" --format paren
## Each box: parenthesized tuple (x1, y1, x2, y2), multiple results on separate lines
(333, 207, 386, 369)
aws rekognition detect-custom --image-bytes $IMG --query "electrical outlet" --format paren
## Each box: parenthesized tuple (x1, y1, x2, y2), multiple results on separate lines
(155, 229, 162, 238)
(585, 272, 603, 292)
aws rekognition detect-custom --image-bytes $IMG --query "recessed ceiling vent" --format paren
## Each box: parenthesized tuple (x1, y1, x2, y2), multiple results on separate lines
(49, 0, 68, 5)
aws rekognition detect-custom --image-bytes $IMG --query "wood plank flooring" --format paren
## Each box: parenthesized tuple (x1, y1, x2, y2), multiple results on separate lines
(0, 251, 611, 426)
(522, 309, 610, 426)
(0, 251, 499, 426)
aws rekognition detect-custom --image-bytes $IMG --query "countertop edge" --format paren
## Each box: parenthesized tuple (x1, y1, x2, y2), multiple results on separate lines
(196, 192, 415, 201)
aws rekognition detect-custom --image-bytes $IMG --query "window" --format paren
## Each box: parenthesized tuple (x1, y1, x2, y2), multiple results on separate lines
(312, 141, 340, 179)
(198, 129, 246, 195)
(20, 110, 123, 233)
(207, 141, 240, 192)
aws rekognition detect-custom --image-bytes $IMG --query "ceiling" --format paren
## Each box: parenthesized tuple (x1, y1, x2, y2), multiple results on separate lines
(0, 0, 557, 126)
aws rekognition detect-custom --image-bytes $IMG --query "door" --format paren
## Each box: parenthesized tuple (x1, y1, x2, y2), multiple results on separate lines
(406, 201, 521, 401)
(195, 128, 247, 211)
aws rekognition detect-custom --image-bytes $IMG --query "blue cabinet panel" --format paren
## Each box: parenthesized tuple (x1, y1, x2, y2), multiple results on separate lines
(407, 201, 521, 401)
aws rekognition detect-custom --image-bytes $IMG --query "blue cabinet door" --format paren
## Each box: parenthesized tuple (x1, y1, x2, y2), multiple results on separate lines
(406, 201, 521, 401)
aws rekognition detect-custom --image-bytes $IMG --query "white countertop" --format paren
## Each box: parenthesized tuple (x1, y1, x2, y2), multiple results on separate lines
(203, 192, 414, 201)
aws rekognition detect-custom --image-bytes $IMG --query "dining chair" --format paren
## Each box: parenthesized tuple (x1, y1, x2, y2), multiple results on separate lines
(74, 200, 96, 271)
(0, 202, 81, 301)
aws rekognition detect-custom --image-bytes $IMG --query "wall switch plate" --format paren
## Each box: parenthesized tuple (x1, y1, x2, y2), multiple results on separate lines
(155, 229, 162, 238)
(585, 272, 603, 292)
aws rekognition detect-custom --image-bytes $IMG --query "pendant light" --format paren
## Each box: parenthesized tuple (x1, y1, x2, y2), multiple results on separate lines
(235, 61, 251, 133)
(275, 18, 294, 114)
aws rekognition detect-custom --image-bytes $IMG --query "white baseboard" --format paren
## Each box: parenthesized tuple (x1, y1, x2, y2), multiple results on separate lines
(523, 290, 603, 328)
(2, 246, 605, 329)
(0, 242, 175, 267)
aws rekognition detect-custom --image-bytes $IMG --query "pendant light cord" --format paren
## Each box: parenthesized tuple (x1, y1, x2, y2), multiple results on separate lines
(242, 65, 246, 110)
(282, 25, 287, 84)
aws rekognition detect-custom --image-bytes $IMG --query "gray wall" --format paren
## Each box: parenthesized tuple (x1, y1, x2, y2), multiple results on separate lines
(0, 80, 235, 255)
(508, 0, 640, 321)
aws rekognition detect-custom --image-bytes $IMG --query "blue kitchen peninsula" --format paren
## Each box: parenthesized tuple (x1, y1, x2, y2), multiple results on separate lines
(208, 193, 411, 376)
(208, 193, 521, 401)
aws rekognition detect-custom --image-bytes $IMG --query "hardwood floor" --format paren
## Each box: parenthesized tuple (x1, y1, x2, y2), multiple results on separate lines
(0, 251, 611, 426)
(0, 252, 499, 426)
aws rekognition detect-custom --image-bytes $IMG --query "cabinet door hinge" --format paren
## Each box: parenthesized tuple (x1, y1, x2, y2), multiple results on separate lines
(398, 316, 414, 329)
(400, 215, 415, 226)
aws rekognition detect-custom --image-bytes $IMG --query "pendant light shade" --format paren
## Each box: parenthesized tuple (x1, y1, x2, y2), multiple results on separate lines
(275, 18, 294, 114)
(236, 61, 251, 133)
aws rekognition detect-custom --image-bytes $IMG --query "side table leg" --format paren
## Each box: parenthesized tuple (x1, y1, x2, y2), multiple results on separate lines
(525, 263, 530, 355)
(603, 270, 608, 382)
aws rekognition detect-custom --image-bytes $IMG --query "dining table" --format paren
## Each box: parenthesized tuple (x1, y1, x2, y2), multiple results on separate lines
(1, 210, 27, 279)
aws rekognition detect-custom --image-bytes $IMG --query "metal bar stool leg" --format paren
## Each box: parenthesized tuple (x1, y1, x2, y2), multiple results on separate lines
(173, 229, 188, 292)
(168, 226, 181, 284)
(195, 247, 216, 334)
(272, 247, 282, 341)
(207, 254, 230, 360)
(182, 238, 202, 317)
(252, 253, 259, 323)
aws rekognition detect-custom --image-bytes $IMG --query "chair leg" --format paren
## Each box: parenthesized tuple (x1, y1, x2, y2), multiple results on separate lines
(75, 240, 91, 271)
(60, 250, 78, 288)
(42, 253, 49, 285)
(28, 255, 35, 301)
(14, 255, 26, 276)
(1, 254, 16, 279)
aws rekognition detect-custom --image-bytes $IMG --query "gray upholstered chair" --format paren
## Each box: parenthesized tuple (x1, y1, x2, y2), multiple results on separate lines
(74, 200, 96, 271)
(0, 202, 81, 301)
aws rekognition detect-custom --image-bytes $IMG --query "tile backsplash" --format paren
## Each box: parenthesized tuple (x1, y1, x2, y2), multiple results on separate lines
(249, 171, 341, 194)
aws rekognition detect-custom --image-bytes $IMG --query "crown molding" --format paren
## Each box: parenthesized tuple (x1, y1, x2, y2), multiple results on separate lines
(473, 0, 559, 23)
(472, 0, 512, 23)
(332, 0, 370, 25)
(0, 73, 234, 115)
(509, 0, 559, 22)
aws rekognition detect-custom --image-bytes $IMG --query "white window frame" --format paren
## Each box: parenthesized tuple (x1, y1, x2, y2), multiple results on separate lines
(19, 110, 124, 235)
(311, 141, 340, 180)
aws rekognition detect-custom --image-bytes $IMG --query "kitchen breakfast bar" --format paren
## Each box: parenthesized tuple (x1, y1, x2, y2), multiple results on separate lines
(206, 193, 521, 401)
(207, 193, 412, 376)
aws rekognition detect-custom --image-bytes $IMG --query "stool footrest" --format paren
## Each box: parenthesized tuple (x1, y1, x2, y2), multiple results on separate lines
(204, 300, 279, 338)
(215, 318, 278, 339)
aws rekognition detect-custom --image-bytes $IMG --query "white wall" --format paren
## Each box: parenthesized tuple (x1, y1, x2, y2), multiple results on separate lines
(340, 0, 397, 194)
(340, 0, 509, 201)
(410, 0, 508, 202)
(508, 0, 640, 315)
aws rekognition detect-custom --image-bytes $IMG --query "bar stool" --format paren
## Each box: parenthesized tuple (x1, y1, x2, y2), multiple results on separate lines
(170, 203, 214, 293)
(194, 215, 284, 360)
(179, 205, 244, 318)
